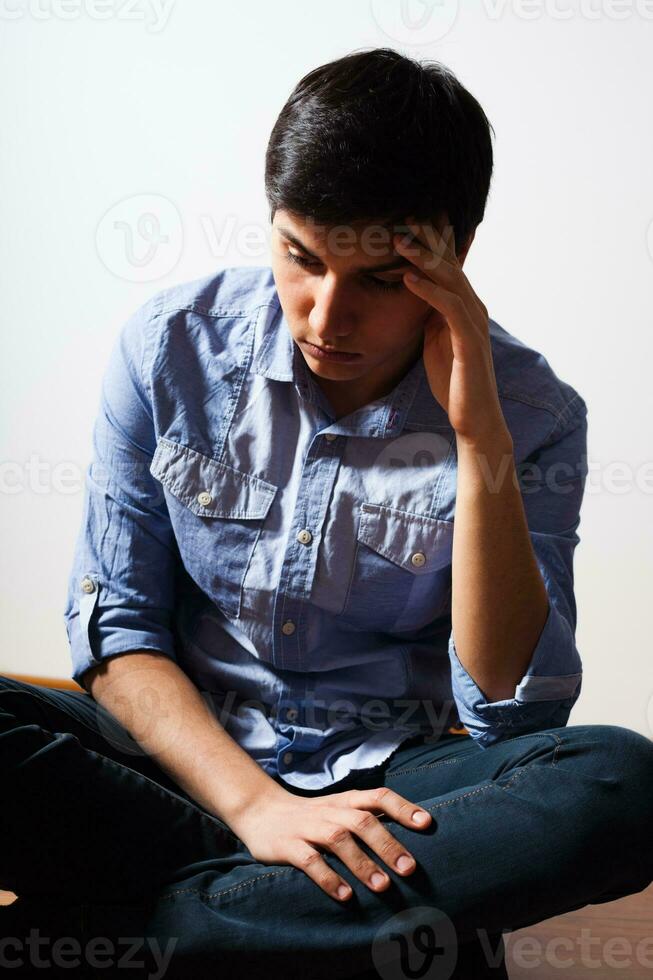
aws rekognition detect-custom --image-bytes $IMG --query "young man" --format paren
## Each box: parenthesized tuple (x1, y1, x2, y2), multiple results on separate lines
(1, 47, 652, 980)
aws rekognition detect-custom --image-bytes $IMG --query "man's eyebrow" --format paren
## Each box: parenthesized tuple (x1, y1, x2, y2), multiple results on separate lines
(276, 226, 412, 273)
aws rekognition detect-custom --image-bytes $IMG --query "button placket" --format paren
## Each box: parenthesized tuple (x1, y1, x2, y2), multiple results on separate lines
(271, 428, 344, 671)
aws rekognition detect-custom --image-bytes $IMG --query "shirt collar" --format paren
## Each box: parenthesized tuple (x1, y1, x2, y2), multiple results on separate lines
(250, 298, 297, 382)
(250, 296, 447, 439)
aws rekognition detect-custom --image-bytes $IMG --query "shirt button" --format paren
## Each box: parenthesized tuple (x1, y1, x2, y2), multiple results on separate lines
(281, 620, 296, 635)
(283, 751, 294, 765)
(286, 707, 298, 722)
(197, 491, 212, 506)
(80, 576, 96, 594)
(296, 528, 312, 545)
(324, 433, 337, 441)
(411, 551, 427, 567)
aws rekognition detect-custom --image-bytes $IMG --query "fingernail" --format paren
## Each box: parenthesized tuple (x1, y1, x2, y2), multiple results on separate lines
(412, 810, 429, 824)
(337, 884, 351, 899)
(370, 872, 387, 887)
(396, 854, 414, 871)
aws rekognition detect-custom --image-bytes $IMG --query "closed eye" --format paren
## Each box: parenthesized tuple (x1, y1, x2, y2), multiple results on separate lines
(284, 250, 405, 293)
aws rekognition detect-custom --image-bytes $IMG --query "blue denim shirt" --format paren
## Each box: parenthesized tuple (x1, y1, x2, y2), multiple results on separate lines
(64, 265, 588, 791)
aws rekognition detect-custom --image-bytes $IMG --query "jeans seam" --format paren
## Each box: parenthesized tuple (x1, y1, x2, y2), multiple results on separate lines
(507, 730, 563, 766)
(491, 730, 563, 767)
(386, 757, 465, 778)
(422, 769, 529, 812)
(158, 869, 294, 903)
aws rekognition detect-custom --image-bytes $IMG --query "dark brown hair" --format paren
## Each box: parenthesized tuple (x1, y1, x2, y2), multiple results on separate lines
(265, 47, 495, 253)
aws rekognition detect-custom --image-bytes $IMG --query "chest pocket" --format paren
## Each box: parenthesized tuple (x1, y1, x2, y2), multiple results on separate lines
(150, 437, 278, 620)
(340, 502, 454, 633)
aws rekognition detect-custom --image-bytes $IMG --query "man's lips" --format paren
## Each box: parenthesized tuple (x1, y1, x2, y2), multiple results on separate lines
(303, 341, 361, 358)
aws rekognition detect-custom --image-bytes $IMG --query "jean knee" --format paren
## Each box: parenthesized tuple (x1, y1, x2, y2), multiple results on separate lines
(587, 720, 652, 760)
(584, 724, 653, 827)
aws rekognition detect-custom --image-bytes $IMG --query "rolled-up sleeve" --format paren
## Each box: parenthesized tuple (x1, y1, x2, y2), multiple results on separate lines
(63, 294, 179, 685)
(448, 398, 588, 747)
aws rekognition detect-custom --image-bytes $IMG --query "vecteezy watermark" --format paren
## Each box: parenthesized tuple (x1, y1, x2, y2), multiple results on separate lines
(89, 686, 463, 757)
(369, 0, 653, 45)
(199, 212, 271, 260)
(95, 207, 451, 281)
(477, 0, 653, 21)
(505, 926, 653, 970)
(3, 453, 653, 498)
(369, 906, 507, 980)
(95, 193, 183, 282)
(94, 682, 177, 756)
(371, 905, 458, 980)
(93, 679, 230, 760)
(90, 203, 653, 283)
(0, 456, 167, 504)
(0, 456, 82, 495)
(0, 931, 177, 978)
(370, 0, 460, 46)
(90, 688, 458, 760)
(212, 691, 460, 743)
(201, 213, 437, 262)
(0, 0, 176, 32)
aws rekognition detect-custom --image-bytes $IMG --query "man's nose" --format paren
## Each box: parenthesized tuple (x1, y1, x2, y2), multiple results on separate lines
(308, 277, 357, 340)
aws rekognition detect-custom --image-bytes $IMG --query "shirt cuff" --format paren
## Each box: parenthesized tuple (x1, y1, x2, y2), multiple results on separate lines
(65, 572, 177, 685)
(448, 598, 583, 748)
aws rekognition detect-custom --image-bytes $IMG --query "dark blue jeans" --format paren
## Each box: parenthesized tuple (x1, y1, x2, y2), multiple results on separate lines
(1, 675, 652, 979)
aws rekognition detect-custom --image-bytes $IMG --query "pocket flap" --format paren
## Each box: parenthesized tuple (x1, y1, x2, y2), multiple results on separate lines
(357, 502, 454, 573)
(150, 437, 277, 519)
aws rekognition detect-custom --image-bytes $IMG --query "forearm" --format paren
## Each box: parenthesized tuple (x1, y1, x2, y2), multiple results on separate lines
(84, 651, 285, 826)
(452, 429, 550, 702)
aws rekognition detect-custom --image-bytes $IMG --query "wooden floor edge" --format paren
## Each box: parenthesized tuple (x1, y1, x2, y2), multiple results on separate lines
(1, 673, 83, 691)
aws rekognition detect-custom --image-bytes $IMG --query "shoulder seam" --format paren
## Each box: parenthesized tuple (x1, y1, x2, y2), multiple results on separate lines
(541, 394, 588, 447)
(498, 387, 587, 429)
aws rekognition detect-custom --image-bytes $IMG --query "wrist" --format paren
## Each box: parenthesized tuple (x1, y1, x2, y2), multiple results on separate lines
(455, 423, 513, 456)
(215, 771, 290, 829)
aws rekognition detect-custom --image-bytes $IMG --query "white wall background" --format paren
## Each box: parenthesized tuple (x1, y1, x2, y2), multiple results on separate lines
(1, 0, 651, 739)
